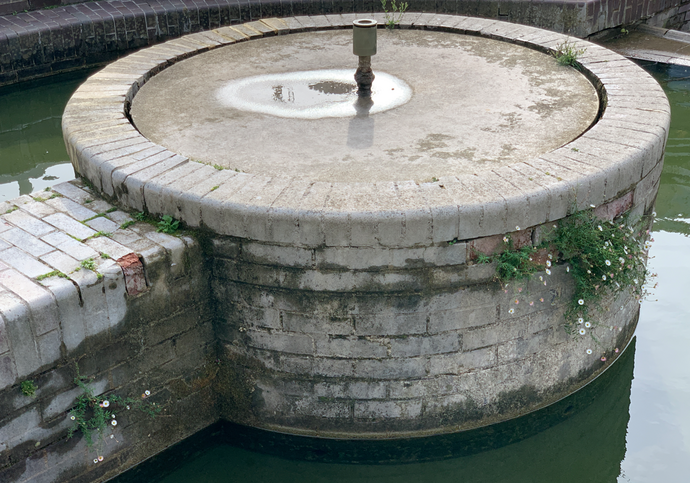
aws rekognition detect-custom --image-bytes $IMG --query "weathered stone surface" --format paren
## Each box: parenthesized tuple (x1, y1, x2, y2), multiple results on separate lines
(0, 13, 668, 483)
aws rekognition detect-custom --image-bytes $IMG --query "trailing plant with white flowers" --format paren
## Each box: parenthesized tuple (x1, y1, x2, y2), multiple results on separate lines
(553, 209, 651, 333)
(67, 367, 161, 460)
(481, 209, 652, 337)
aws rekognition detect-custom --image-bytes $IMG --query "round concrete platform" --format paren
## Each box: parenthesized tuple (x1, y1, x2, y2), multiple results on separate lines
(131, 30, 599, 183)
(62, 14, 669, 439)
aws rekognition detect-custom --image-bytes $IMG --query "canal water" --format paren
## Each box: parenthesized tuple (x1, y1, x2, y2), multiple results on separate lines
(0, 62, 688, 483)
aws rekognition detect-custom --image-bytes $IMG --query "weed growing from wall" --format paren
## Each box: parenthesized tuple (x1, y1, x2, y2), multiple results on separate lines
(482, 209, 651, 334)
(381, 0, 408, 29)
(20, 380, 37, 397)
(68, 368, 161, 461)
(553, 210, 650, 332)
(553, 40, 586, 70)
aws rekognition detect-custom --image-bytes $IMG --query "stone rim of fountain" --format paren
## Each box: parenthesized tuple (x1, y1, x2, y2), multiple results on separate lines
(63, 13, 670, 247)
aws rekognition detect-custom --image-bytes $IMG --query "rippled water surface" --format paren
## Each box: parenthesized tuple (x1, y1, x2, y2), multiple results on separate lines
(1, 63, 689, 483)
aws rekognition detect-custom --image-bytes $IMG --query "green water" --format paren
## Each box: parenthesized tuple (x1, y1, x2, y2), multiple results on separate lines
(0, 70, 94, 200)
(1, 63, 689, 482)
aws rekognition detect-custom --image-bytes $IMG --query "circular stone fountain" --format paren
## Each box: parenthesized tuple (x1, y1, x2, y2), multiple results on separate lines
(62, 14, 669, 438)
(130, 30, 598, 182)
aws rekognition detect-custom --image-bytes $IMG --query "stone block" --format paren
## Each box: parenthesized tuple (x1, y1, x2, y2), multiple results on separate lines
(36, 329, 61, 366)
(3, 210, 54, 237)
(0, 408, 40, 450)
(428, 347, 496, 375)
(40, 276, 84, 353)
(314, 335, 388, 359)
(232, 303, 281, 330)
(43, 213, 96, 241)
(423, 244, 467, 266)
(85, 216, 119, 233)
(354, 312, 426, 336)
(39, 250, 80, 274)
(85, 236, 132, 260)
(45, 197, 97, 221)
(0, 228, 53, 257)
(314, 381, 387, 399)
(389, 333, 461, 357)
(354, 400, 423, 419)
(0, 247, 52, 278)
(311, 357, 354, 377)
(425, 393, 468, 414)
(0, 269, 58, 336)
(144, 231, 187, 278)
(497, 329, 552, 364)
(354, 358, 426, 379)
(427, 304, 497, 333)
(0, 354, 17, 389)
(172, 322, 214, 358)
(0, 291, 39, 378)
(101, 263, 127, 328)
(247, 330, 314, 355)
(242, 242, 313, 268)
(0, 312, 8, 354)
(70, 270, 109, 338)
(282, 311, 353, 335)
(463, 318, 524, 351)
(40, 232, 99, 261)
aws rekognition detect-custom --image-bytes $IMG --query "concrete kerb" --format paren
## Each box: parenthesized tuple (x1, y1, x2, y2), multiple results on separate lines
(62, 15, 670, 249)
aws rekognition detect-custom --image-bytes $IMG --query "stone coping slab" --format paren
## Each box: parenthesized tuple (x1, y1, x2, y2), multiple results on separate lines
(62, 15, 671, 248)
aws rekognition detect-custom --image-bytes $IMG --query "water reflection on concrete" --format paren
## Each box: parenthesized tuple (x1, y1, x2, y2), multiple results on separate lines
(216, 70, 411, 119)
(347, 96, 375, 149)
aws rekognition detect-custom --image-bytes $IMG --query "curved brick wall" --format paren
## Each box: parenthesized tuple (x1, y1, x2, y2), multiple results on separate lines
(0, 0, 685, 87)
(62, 15, 669, 437)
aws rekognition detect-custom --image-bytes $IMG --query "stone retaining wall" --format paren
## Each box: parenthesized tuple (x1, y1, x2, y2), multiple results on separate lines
(0, 0, 685, 87)
(0, 180, 217, 483)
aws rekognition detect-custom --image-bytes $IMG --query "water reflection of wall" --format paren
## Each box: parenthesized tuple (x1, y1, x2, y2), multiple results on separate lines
(644, 63, 690, 234)
(113, 338, 635, 483)
(0, 71, 88, 199)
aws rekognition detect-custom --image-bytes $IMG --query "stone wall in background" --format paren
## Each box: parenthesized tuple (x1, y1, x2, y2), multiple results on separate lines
(0, 0, 686, 87)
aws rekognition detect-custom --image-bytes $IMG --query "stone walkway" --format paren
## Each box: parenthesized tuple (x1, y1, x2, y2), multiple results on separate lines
(602, 24, 690, 66)
(0, 178, 192, 386)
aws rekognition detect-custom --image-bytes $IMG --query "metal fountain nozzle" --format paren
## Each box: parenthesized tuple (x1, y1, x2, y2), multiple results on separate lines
(353, 19, 377, 97)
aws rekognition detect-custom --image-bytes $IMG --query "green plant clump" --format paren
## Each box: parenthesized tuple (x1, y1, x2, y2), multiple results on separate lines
(381, 0, 408, 29)
(553, 40, 586, 69)
(80, 258, 96, 271)
(495, 243, 539, 282)
(68, 372, 161, 449)
(21, 380, 37, 397)
(553, 210, 648, 330)
(157, 215, 179, 234)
